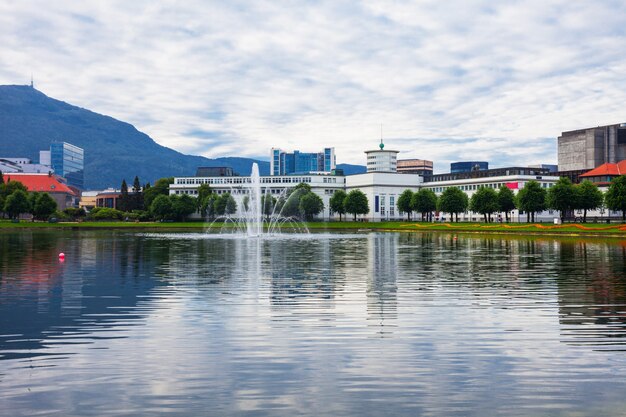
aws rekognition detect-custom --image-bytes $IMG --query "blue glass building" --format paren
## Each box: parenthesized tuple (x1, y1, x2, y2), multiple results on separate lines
(450, 161, 488, 173)
(271, 148, 335, 175)
(50, 142, 84, 189)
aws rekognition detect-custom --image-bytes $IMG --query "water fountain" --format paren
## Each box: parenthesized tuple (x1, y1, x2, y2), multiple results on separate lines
(210, 162, 309, 237)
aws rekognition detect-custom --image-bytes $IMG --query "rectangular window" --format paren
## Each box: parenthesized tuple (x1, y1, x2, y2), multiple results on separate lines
(375, 195, 379, 213)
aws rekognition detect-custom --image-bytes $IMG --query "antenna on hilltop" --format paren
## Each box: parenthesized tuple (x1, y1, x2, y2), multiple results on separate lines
(30, 74, 34, 88)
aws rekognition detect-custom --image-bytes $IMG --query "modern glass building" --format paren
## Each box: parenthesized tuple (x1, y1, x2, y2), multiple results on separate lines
(271, 148, 335, 175)
(450, 161, 488, 173)
(50, 142, 84, 189)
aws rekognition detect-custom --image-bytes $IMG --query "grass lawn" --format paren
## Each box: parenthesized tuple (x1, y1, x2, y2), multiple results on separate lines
(1, 219, 626, 236)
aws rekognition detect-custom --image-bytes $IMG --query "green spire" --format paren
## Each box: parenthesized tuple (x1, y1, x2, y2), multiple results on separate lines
(379, 139, 384, 150)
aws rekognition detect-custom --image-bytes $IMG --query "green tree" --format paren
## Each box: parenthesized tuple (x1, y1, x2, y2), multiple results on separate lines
(547, 177, 576, 222)
(517, 180, 546, 223)
(438, 187, 468, 222)
(605, 175, 626, 221)
(470, 186, 499, 223)
(197, 184, 212, 208)
(118, 179, 130, 212)
(497, 186, 516, 222)
(132, 176, 144, 211)
(397, 189, 414, 220)
(144, 177, 174, 209)
(299, 192, 324, 221)
(171, 194, 197, 221)
(575, 179, 603, 222)
(344, 189, 369, 221)
(33, 192, 58, 220)
(329, 190, 347, 221)
(225, 194, 237, 215)
(0, 170, 3, 184)
(4, 190, 30, 219)
(261, 194, 276, 218)
(150, 194, 173, 220)
(411, 189, 438, 221)
(214, 193, 228, 216)
(201, 194, 218, 219)
(281, 188, 308, 219)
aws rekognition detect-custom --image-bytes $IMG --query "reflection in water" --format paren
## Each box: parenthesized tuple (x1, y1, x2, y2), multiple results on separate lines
(1, 231, 626, 416)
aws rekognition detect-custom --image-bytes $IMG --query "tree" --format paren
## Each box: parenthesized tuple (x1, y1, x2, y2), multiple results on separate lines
(225, 194, 237, 215)
(242, 195, 250, 212)
(0, 170, 3, 184)
(132, 176, 144, 211)
(329, 190, 347, 221)
(438, 187, 468, 222)
(281, 188, 308, 219)
(261, 194, 276, 218)
(33, 193, 58, 220)
(201, 194, 218, 219)
(497, 186, 516, 222)
(575, 180, 603, 222)
(213, 193, 229, 216)
(4, 190, 30, 220)
(397, 190, 414, 220)
(299, 192, 324, 221)
(150, 194, 173, 220)
(118, 179, 130, 212)
(144, 177, 174, 209)
(411, 189, 438, 221)
(516, 180, 546, 223)
(470, 186, 499, 223)
(344, 190, 369, 221)
(547, 177, 576, 222)
(171, 194, 197, 221)
(605, 175, 626, 221)
(197, 184, 212, 208)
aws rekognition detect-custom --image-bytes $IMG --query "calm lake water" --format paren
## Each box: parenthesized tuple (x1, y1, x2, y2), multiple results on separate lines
(1, 230, 626, 416)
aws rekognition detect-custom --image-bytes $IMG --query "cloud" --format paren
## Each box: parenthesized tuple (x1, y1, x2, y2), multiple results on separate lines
(1, 0, 625, 172)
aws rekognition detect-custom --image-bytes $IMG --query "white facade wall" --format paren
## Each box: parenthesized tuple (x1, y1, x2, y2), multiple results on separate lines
(365, 149, 399, 173)
(345, 173, 423, 221)
(170, 174, 346, 220)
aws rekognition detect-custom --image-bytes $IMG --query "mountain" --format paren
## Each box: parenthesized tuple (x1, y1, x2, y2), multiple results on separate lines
(0, 85, 270, 189)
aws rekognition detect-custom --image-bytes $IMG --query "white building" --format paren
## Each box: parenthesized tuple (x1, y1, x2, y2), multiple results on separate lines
(346, 172, 423, 221)
(0, 157, 52, 174)
(169, 173, 346, 220)
(365, 141, 399, 173)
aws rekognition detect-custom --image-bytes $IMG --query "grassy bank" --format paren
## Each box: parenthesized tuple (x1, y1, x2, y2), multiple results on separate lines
(1, 219, 626, 237)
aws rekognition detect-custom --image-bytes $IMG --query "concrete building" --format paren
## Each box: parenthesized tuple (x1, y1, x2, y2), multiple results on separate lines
(270, 148, 335, 175)
(0, 157, 53, 174)
(558, 123, 626, 171)
(345, 172, 423, 221)
(169, 172, 346, 220)
(451, 161, 488, 173)
(365, 141, 399, 173)
(396, 159, 433, 176)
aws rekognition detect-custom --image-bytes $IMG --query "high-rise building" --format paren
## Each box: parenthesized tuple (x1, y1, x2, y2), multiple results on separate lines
(270, 147, 335, 175)
(49, 142, 84, 189)
(558, 123, 626, 171)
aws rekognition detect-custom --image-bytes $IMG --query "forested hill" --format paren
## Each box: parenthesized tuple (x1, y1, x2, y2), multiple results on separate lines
(0, 85, 270, 189)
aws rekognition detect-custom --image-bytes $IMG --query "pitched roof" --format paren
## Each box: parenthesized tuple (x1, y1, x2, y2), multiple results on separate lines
(580, 160, 626, 178)
(4, 173, 77, 195)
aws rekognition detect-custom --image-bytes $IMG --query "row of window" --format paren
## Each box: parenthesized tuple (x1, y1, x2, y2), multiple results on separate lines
(426, 182, 555, 193)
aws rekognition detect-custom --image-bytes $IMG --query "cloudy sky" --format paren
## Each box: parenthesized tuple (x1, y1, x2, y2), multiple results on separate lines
(1, 1, 625, 171)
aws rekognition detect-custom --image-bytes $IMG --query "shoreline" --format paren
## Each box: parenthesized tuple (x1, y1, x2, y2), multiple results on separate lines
(1, 220, 626, 238)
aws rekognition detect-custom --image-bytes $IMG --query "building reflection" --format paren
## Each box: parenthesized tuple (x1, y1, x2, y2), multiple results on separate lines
(0, 232, 166, 361)
(366, 234, 398, 335)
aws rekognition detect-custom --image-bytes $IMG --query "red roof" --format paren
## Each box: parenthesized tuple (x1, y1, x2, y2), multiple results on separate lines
(580, 160, 626, 178)
(4, 173, 77, 195)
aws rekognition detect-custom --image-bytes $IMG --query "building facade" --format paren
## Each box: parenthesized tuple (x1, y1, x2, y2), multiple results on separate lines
(365, 142, 399, 173)
(450, 161, 488, 173)
(396, 159, 433, 176)
(558, 123, 626, 171)
(49, 142, 84, 189)
(169, 173, 345, 220)
(270, 148, 336, 175)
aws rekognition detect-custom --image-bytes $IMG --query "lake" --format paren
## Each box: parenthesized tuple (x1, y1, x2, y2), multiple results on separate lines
(1, 230, 626, 416)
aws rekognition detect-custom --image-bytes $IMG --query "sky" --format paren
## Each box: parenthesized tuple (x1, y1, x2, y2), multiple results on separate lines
(1, 0, 625, 172)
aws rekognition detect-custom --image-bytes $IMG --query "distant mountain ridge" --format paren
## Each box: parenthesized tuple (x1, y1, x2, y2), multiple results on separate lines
(0, 85, 365, 188)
